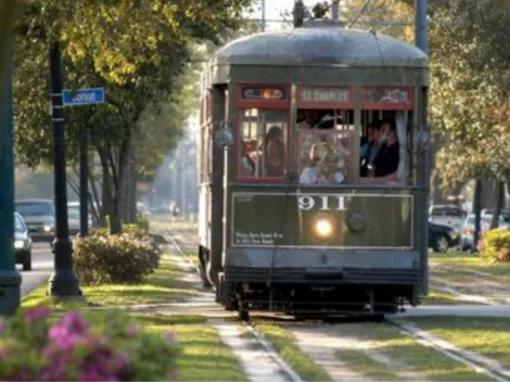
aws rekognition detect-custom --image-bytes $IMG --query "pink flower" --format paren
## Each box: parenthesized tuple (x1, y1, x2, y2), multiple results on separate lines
(23, 307, 51, 323)
(126, 324, 140, 337)
(0, 319, 5, 335)
(48, 311, 90, 350)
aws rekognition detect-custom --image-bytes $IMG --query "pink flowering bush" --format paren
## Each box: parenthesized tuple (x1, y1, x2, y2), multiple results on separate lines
(0, 308, 177, 381)
(74, 229, 161, 285)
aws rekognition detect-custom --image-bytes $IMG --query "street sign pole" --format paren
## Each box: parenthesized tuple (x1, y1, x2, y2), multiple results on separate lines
(0, 32, 21, 315)
(48, 41, 81, 297)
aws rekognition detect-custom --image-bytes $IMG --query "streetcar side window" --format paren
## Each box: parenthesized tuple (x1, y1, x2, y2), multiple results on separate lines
(238, 108, 288, 180)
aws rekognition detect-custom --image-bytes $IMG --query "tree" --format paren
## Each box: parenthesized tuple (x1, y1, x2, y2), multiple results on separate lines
(13, 0, 251, 233)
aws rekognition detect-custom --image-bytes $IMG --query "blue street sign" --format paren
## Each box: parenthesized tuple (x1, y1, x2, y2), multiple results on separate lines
(63, 87, 105, 106)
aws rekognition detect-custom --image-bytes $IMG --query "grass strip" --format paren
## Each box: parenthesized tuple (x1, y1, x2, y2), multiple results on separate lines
(430, 251, 510, 280)
(331, 323, 490, 381)
(411, 317, 510, 370)
(254, 321, 332, 381)
(137, 314, 247, 381)
(335, 348, 398, 380)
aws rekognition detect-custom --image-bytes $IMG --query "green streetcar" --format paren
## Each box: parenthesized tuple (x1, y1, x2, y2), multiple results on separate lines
(198, 21, 429, 320)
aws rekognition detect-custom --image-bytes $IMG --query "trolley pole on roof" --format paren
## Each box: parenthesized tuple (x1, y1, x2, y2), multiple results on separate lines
(415, 0, 428, 53)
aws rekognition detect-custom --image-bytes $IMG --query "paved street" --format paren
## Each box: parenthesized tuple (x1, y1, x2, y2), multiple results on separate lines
(17, 242, 53, 297)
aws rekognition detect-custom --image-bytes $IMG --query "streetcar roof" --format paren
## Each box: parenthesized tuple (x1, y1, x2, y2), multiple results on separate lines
(214, 26, 428, 68)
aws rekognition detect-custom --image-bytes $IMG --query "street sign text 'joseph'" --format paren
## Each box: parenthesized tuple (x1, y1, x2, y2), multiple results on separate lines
(63, 87, 105, 107)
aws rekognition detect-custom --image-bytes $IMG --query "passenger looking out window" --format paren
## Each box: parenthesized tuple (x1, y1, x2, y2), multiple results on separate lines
(298, 130, 351, 184)
(360, 119, 400, 180)
(238, 108, 288, 180)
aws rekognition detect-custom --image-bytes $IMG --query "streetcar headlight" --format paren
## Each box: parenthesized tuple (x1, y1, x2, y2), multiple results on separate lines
(314, 218, 334, 239)
(14, 240, 24, 249)
(43, 224, 52, 233)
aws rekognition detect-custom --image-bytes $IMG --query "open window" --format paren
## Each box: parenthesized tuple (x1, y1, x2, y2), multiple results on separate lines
(295, 86, 355, 185)
(236, 85, 289, 181)
(238, 108, 288, 180)
(359, 86, 413, 183)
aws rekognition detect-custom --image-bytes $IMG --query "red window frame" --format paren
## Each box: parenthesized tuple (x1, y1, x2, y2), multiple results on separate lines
(361, 86, 414, 111)
(236, 84, 291, 183)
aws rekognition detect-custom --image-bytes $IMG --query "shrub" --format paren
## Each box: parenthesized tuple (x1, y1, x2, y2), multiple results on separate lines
(74, 230, 161, 285)
(480, 229, 510, 263)
(0, 308, 177, 381)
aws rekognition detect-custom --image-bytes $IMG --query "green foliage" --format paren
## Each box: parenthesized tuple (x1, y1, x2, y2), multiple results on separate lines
(429, 1, 510, 191)
(74, 229, 161, 285)
(480, 229, 510, 263)
(0, 308, 178, 381)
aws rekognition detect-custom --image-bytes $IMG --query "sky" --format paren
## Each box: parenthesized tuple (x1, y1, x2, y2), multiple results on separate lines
(245, 0, 324, 31)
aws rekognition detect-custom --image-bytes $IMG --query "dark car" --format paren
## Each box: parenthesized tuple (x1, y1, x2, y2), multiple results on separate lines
(15, 199, 55, 241)
(14, 212, 32, 271)
(429, 221, 460, 253)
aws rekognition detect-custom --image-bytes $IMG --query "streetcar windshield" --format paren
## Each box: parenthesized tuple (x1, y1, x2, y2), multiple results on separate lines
(238, 108, 288, 179)
(296, 109, 354, 185)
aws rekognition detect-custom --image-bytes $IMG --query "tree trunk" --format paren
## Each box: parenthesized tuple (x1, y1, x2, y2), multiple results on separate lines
(473, 178, 482, 252)
(110, 130, 132, 234)
(490, 181, 505, 229)
(98, 147, 113, 228)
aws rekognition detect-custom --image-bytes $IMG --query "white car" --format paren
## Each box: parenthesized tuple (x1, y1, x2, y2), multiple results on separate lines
(461, 214, 510, 251)
(429, 205, 466, 233)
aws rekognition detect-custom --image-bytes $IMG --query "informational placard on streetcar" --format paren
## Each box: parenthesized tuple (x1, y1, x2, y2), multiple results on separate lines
(231, 192, 413, 249)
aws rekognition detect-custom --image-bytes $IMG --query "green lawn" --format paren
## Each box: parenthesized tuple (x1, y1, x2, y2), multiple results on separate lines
(137, 314, 247, 381)
(430, 251, 510, 280)
(254, 320, 332, 381)
(331, 323, 490, 381)
(411, 317, 510, 370)
(19, 242, 247, 381)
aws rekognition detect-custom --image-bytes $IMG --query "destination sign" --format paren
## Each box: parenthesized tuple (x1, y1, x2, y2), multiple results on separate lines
(300, 87, 350, 104)
(362, 87, 413, 110)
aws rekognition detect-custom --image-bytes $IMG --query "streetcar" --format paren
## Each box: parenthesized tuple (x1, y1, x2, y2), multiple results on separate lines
(197, 21, 429, 320)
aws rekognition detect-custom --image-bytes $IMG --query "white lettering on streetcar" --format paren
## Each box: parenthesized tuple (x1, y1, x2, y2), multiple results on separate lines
(298, 195, 346, 211)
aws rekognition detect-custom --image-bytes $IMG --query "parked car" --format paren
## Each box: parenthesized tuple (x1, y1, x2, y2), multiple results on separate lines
(14, 212, 32, 271)
(429, 221, 460, 253)
(15, 199, 55, 241)
(460, 214, 510, 251)
(429, 204, 466, 233)
(67, 201, 94, 235)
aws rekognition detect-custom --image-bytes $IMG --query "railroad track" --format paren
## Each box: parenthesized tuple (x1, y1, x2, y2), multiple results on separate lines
(167, 230, 510, 382)
(167, 232, 303, 382)
(388, 318, 510, 382)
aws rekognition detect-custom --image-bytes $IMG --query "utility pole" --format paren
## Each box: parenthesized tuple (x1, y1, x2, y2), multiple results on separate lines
(415, 0, 428, 53)
(48, 41, 81, 297)
(261, 0, 266, 31)
(0, 2, 21, 313)
(331, 0, 340, 22)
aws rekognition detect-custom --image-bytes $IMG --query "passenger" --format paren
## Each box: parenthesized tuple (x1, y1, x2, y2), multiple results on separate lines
(264, 126, 285, 176)
(239, 141, 255, 177)
(372, 120, 399, 178)
(297, 109, 321, 129)
(360, 121, 381, 177)
(300, 144, 345, 184)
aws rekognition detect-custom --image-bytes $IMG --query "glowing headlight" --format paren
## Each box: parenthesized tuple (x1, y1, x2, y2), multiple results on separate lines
(314, 218, 334, 239)
(43, 225, 52, 232)
(14, 240, 24, 249)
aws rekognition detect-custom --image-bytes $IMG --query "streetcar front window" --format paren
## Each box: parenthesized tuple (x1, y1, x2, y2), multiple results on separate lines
(359, 110, 411, 183)
(238, 108, 288, 180)
(296, 109, 355, 185)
